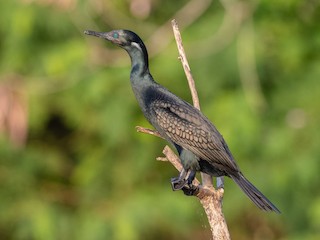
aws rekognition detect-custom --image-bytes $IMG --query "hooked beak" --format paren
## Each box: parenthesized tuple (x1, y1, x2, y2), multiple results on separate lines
(84, 30, 108, 39)
(84, 30, 124, 46)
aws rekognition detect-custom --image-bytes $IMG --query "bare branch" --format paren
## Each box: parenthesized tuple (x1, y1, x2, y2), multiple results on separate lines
(147, 0, 212, 57)
(198, 188, 230, 239)
(171, 19, 200, 110)
(160, 146, 184, 171)
(171, 19, 215, 188)
(171, 19, 230, 239)
(159, 146, 230, 239)
(136, 126, 163, 139)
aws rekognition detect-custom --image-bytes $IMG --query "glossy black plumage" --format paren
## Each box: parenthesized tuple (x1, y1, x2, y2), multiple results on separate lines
(84, 29, 280, 213)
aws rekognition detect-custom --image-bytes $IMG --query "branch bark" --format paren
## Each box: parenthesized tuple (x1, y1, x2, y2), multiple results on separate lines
(137, 20, 231, 239)
(171, 19, 216, 189)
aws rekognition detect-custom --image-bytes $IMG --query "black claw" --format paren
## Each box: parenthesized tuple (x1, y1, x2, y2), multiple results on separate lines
(182, 184, 199, 196)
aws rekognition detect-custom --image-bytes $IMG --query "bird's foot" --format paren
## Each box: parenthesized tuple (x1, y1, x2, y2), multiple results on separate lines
(182, 184, 199, 196)
(171, 169, 188, 190)
(171, 170, 198, 195)
(171, 177, 198, 195)
(171, 177, 187, 190)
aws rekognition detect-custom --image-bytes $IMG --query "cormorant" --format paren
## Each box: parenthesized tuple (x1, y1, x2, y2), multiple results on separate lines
(84, 29, 280, 213)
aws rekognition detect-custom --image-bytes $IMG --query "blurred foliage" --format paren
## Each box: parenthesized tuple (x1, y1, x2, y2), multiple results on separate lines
(0, 0, 319, 239)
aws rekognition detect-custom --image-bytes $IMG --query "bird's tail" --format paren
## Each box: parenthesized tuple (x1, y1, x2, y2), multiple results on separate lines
(231, 173, 280, 213)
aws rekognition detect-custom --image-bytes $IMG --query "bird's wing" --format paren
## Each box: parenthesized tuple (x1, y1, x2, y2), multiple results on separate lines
(151, 99, 239, 172)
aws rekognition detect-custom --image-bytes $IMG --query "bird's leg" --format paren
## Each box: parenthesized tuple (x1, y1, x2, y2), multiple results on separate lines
(216, 176, 224, 189)
(171, 148, 199, 193)
(187, 170, 196, 186)
(171, 169, 187, 190)
(180, 170, 198, 196)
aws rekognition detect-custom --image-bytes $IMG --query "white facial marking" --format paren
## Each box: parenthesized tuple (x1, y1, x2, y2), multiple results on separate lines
(131, 42, 142, 51)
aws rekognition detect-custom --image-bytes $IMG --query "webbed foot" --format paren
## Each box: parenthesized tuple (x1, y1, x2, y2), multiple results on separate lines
(171, 169, 188, 191)
(171, 177, 187, 190)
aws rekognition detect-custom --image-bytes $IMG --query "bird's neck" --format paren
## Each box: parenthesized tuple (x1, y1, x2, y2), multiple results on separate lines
(124, 43, 152, 85)
(125, 44, 157, 114)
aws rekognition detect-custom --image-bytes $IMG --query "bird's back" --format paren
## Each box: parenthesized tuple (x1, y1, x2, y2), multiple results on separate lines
(138, 83, 240, 176)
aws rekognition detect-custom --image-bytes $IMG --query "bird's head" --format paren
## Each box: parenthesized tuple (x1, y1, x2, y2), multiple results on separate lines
(84, 29, 145, 52)
(84, 29, 149, 72)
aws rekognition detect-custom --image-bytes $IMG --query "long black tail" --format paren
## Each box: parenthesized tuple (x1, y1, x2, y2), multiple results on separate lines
(230, 173, 280, 213)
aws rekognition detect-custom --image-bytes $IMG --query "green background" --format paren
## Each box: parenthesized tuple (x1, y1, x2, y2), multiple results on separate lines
(0, 0, 319, 239)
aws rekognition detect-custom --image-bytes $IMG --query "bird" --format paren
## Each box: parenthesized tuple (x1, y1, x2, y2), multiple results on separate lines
(84, 29, 280, 213)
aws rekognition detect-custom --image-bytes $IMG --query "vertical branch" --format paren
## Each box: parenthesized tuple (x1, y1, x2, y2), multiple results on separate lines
(171, 19, 200, 109)
(171, 19, 216, 188)
(171, 19, 230, 239)
(157, 145, 230, 240)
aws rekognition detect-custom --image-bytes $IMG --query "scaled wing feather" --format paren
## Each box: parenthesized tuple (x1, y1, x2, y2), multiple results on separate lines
(151, 99, 238, 172)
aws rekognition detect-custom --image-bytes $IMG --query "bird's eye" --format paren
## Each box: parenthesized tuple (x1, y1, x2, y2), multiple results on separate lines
(113, 32, 119, 38)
